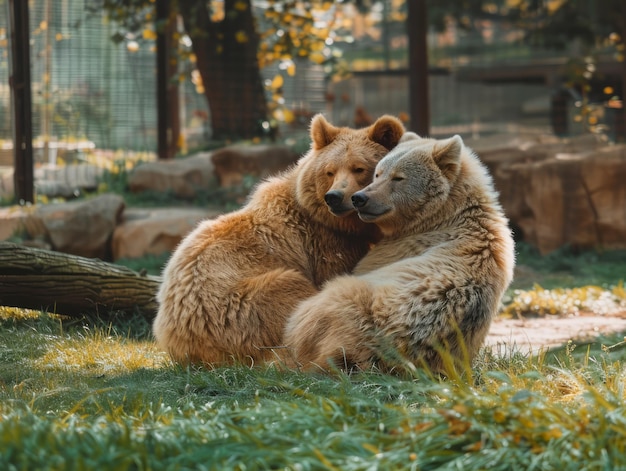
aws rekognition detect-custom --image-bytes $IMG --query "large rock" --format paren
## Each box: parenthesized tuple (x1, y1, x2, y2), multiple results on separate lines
(112, 207, 222, 261)
(127, 152, 216, 199)
(32, 193, 125, 259)
(34, 164, 104, 198)
(0, 168, 14, 201)
(0, 205, 33, 241)
(476, 135, 626, 254)
(211, 144, 300, 187)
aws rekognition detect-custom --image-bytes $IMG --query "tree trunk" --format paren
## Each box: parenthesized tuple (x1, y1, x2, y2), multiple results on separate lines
(179, 0, 269, 140)
(0, 242, 160, 318)
(156, 0, 181, 159)
(617, 1, 626, 143)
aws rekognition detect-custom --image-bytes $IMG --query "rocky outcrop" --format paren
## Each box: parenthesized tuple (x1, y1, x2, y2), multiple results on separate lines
(34, 194, 125, 259)
(125, 144, 300, 200)
(1, 194, 125, 259)
(2, 138, 624, 259)
(112, 207, 220, 261)
(211, 144, 301, 187)
(1, 164, 106, 200)
(127, 152, 216, 199)
(0, 205, 33, 241)
(473, 133, 626, 254)
(0, 169, 13, 201)
(34, 164, 104, 198)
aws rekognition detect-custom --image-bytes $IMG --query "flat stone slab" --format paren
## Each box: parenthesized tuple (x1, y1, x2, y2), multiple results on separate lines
(486, 312, 626, 354)
(112, 207, 222, 261)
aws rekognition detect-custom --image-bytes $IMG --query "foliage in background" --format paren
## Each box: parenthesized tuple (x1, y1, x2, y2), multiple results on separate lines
(95, 0, 354, 140)
(422, 0, 626, 139)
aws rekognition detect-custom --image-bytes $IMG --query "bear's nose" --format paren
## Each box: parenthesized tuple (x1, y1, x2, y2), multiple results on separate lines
(351, 192, 369, 208)
(324, 190, 344, 208)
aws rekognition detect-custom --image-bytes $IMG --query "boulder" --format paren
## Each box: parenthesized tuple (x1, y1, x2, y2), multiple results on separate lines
(112, 207, 222, 261)
(0, 205, 33, 241)
(127, 152, 216, 199)
(211, 144, 300, 187)
(34, 164, 104, 198)
(477, 135, 626, 254)
(33, 193, 125, 259)
(0, 168, 13, 201)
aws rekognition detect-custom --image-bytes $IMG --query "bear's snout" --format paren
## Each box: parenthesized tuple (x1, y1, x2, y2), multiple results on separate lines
(324, 190, 345, 209)
(351, 192, 369, 208)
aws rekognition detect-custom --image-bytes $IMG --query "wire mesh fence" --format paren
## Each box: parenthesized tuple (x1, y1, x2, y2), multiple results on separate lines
(1, 0, 620, 173)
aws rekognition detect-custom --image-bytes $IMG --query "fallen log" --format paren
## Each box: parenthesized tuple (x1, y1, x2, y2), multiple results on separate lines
(0, 242, 161, 318)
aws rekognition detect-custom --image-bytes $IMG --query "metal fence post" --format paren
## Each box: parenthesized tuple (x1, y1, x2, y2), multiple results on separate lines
(407, 0, 430, 136)
(7, 0, 34, 203)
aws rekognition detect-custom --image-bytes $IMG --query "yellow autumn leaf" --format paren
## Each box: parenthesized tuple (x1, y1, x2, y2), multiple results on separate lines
(235, 31, 248, 43)
(142, 28, 157, 40)
(234, 0, 248, 11)
(271, 74, 284, 90)
(283, 108, 295, 123)
(287, 63, 296, 76)
(310, 52, 325, 64)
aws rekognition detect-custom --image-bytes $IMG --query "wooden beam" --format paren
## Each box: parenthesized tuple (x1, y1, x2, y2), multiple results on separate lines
(407, 0, 430, 136)
(7, 0, 34, 203)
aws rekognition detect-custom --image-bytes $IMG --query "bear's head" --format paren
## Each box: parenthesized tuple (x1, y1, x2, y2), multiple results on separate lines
(351, 132, 463, 237)
(296, 114, 405, 231)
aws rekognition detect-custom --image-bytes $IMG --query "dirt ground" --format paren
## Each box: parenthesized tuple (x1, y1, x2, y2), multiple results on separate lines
(485, 311, 626, 354)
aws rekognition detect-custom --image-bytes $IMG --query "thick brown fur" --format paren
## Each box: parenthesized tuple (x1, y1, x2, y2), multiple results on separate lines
(283, 133, 515, 374)
(153, 114, 405, 366)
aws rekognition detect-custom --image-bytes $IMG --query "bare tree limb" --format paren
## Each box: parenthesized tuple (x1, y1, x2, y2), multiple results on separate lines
(0, 242, 161, 318)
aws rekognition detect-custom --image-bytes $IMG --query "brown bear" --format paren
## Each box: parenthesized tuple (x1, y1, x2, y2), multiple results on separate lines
(283, 132, 515, 374)
(153, 114, 405, 366)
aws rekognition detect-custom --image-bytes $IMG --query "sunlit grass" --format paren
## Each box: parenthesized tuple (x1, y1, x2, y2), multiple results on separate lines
(1, 245, 626, 469)
(33, 331, 170, 375)
(504, 283, 626, 318)
(1, 334, 626, 469)
(0, 305, 42, 320)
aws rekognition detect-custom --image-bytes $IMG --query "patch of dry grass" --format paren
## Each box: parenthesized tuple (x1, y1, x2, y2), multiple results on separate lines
(503, 283, 626, 318)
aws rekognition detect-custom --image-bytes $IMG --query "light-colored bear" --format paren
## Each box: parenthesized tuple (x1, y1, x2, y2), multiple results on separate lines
(153, 114, 405, 366)
(283, 132, 515, 373)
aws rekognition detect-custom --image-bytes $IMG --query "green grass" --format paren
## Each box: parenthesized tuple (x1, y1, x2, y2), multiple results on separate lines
(512, 243, 626, 290)
(2, 311, 626, 470)
(1, 245, 626, 469)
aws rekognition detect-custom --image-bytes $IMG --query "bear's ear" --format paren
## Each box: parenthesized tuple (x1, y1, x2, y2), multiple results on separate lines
(433, 135, 463, 181)
(399, 132, 420, 143)
(368, 115, 405, 150)
(310, 114, 341, 150)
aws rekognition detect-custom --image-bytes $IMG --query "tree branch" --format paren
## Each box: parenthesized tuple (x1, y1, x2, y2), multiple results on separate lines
(0, 242, 161, 318)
